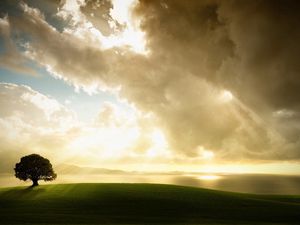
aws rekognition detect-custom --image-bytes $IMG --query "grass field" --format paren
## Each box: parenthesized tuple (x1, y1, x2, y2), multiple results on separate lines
(0, 183, 299, 225)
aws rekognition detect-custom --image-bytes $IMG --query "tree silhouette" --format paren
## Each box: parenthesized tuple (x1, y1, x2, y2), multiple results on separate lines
(14, 154, 57, 187)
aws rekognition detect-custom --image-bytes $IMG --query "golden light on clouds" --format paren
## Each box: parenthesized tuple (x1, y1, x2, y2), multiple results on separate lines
(197, 146, 215, 160)
(219, 90, 234, 103)
(108, 0, 147, 53)
(57, 0, 146, 54)
(201, 150, 215, 160)
(146, 129, 169, 157)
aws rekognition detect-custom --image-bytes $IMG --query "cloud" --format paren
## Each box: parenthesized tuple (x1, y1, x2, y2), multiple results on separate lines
(1, 0, 300, 163)
(0, 82, 78, 172)
(0, 15, 37, 76)
(0, 82, 76, 128)
(0, 82, 176, 172)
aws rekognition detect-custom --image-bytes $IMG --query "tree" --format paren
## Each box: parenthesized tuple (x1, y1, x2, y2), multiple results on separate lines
(14, 154, 57, 187)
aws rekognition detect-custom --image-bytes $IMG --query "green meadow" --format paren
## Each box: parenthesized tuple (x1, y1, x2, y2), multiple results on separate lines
(0, 183, 299, 225)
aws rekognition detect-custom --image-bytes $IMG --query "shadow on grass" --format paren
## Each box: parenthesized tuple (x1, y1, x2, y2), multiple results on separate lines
(0, 185, 46, 199)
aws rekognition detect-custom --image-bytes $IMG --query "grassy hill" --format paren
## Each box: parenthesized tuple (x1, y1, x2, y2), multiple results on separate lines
(0, 183, 299, 225)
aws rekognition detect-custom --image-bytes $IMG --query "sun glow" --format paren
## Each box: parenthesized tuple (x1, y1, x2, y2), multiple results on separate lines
(67, 126, 140, 159)
(59, 0, 147, 54)
(197, 146, 215, 160)
(103, 0, 147, 54)
(146, 129, 169, 158)
(220, 90, 233, 102)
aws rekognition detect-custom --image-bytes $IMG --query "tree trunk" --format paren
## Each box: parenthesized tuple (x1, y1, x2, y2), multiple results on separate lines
(32, 179, 39, 187)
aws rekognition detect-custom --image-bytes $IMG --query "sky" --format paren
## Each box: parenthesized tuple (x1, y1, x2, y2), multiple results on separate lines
(0, 0, 300, 175)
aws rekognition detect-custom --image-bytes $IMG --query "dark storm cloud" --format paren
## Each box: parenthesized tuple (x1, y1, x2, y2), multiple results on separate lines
(136, 0, 300, 111)
(218, 0, 300, 110)
(133, 0, 300, 159)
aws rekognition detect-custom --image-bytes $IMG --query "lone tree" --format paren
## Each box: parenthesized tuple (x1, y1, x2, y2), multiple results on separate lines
(14, 154, 57, 187)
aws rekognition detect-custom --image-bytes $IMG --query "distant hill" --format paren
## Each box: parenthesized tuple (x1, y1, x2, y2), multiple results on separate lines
(55, 164, 130, 174)
(55, 164, 185, 175)
(0, 183, 299, 224)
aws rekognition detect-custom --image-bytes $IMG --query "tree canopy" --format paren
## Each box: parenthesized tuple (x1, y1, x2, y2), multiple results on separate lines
(14, 154, 57, 186)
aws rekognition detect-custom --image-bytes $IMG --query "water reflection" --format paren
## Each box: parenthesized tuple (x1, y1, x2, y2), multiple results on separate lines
(1, 173, 300, 195)
(172, 174, 300, 194)
(197, 175, 221, 181)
